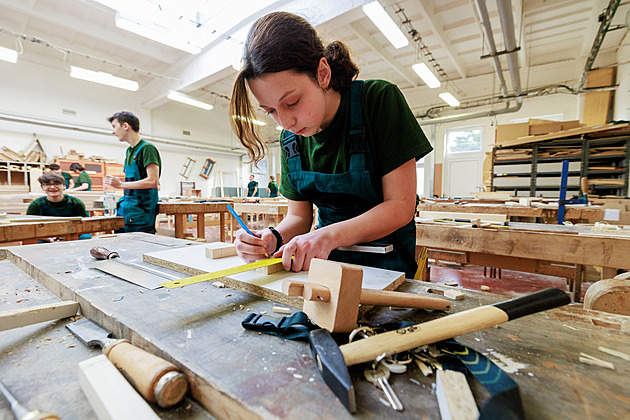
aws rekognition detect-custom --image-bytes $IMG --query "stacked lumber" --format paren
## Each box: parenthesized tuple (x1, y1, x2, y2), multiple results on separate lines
(0, 139, 48, 163)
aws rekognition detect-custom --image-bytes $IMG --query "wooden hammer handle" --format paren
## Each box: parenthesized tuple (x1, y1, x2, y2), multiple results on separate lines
(359, 289, 451, 311)
(104, 339, 188, 407)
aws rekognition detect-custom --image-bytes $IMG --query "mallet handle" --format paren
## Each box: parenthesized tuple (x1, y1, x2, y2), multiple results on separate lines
(359, 289, 451, 311)
(341, 288, 569, 366)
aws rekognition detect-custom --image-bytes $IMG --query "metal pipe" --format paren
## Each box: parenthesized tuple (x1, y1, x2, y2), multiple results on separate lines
(496, 0, 522, 94)
(474, 0, 509, 96)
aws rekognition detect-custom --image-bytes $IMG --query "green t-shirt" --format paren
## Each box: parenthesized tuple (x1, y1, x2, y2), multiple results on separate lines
(61, 172, 73, 188)
(75, 172, 92, 191)
(279, 79, 432, 201)
(268, 181, 278, 193)
(125, 140, 161, 179)
(26, 195, 88, 217)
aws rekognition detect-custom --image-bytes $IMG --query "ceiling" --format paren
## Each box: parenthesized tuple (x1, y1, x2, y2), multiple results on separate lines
(1, 0, 629, 142)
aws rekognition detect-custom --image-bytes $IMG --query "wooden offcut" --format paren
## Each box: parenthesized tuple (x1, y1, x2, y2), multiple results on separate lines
(78, 355, 160, 420)
(435, 370, 479, 420)
(0, 300, 79, 331)
(583, 279, 630, 316)
(205, 242, 237, 259)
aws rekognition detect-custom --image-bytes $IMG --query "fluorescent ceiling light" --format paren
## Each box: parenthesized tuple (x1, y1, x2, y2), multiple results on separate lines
(412, 63, 440, 89)
(69, 66, 139, 91)
(115, 13, 202, 54)
(439, 92, 460, 107)
(362, 1, 408, 49)
(276, 126, 283, 131)
(0, 46, 18, 64)
(167, 90, 213, 110)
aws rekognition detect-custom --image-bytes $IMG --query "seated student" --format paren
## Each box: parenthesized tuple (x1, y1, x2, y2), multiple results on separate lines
(48, 163, 74, 189)
(66, 163, 92, 191)
(27, 173, 91, 241)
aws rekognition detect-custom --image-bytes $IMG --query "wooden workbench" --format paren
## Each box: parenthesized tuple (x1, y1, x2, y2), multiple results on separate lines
(230, 202, 289, 237)
(2, 233, 630, 419)
(0, 216, 124, 244)
(158, 201, 229, 242)
(417, 202, 606, 223)
(416, 221, 630, 301)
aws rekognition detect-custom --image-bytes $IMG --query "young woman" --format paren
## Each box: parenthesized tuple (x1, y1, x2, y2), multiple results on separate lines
(229, 12, 432, 278)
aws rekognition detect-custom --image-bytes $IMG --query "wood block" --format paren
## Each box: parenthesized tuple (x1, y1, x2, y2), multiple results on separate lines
(256, 261, 284, 275)
(436, 370, 479, 420)
(205, 242, 237, 259)
(583, 279, 630, 316)
(302, 258, 363, 333)
(78, 355, 160, 420)
(0, 300, 79, 331)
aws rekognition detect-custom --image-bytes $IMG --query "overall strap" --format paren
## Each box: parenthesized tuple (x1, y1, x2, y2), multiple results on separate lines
(131, 140, 147, 162)
(348, 80, 368, 172)
(282, 133, 301, 172)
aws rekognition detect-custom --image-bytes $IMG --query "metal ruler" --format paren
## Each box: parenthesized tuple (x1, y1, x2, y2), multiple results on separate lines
(160, 258, 284, 289)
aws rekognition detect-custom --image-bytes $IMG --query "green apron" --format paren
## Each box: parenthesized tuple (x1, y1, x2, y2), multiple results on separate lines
(281, 80, 417, 278)
(116, 141, 159, 234)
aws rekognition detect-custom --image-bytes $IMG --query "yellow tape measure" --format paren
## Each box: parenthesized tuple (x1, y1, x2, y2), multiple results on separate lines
(160, 258, 284, 289)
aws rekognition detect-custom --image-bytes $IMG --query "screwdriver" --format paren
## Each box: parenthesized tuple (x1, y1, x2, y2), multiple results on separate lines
(0, 379, 59, 420)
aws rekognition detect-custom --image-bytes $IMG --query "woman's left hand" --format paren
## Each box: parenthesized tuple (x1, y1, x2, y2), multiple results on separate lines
(273, 229, 335, 272)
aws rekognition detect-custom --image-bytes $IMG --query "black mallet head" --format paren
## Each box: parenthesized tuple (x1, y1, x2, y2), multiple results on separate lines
(309, 329, 356, 413)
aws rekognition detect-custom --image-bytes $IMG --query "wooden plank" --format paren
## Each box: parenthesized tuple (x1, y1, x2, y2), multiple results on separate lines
(143, 245, 405, 308)
(5, 235, 630, 419)
(497, 123, 629, 147)
(416, 203, 605, 222)
(0, 300, 79, 331)
(0, 217, 123, 243)
(416, 223, 630, 270)
(78, 355, 161, 420)
(433, 163, 443, 197)
(435, 370, 479, 420)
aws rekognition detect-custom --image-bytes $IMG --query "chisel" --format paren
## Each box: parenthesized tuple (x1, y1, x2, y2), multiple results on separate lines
(0, 379, 59, 420)
(66, 318, 188, 408)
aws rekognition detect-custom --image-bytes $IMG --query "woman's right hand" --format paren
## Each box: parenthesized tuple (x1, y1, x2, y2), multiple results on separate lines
(234, 228, 275, 262)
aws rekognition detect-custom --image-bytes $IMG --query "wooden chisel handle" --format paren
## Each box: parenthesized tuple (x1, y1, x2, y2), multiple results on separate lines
(104, 339, 188, 407)
(359, 289, 451, 311)
(341, 288, 570, 366)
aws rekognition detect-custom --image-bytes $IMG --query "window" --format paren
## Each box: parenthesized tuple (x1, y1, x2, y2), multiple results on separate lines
(446, 126, 482, 154)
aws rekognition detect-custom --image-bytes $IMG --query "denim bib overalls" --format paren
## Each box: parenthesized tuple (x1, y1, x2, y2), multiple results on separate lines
(116, 141, 159, 233)
(282, 81, 417, 278)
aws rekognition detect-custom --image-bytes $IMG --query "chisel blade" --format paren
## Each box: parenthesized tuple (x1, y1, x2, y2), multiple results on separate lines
(66, 317, 112, 349)
(92, 259, 168, 290)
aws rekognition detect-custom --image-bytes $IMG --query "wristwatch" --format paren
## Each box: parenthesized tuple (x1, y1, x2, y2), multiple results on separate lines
(268, 227, 284, 253)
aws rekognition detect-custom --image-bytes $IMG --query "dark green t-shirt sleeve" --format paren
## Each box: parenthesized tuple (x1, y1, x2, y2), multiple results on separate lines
(364, 81, 432, 177)
(133, 143, 161, 180)
(71, 197, 88, 217)
(26, 199, 41, 215)
(76, 172, 92, 189)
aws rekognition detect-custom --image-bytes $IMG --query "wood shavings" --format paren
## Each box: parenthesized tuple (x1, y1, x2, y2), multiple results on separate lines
(212, 281, 226, 288)
(506, 334, 523, 342)
(598, 346, 630, 362)
(481, 285, 491, 291)
(16, 299, 28, 303)
(579, 353, 615, 370)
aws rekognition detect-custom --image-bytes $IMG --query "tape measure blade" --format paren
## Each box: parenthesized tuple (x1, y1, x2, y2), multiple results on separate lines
(160, 258, 283, 288)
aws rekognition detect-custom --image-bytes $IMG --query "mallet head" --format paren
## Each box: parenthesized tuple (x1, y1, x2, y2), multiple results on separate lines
(309, 329, 356, 413)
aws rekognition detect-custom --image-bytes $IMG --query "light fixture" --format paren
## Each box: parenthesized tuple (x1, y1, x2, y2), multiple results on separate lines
(115, 13, 202, 54)
(412, 63, 440, 88)
(69, 66, 139, 91)
(276, 125, 283, 131)
(362, 1, 408, 49)
(0, 45, 18, 63)
(167, 90, 213, 110)
(439, 92, 460, 107)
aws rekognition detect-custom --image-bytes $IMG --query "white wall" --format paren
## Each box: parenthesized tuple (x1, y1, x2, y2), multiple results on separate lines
(0, 56, 244, 197)
(615, 45, 630, 122)
(424, 93, 580, 196)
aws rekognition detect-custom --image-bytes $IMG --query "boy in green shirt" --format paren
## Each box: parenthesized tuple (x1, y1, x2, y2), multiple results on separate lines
(66, 163, 91, 191)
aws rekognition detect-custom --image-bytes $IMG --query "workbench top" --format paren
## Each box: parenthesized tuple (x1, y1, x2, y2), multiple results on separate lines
(2, 233, 630, 419)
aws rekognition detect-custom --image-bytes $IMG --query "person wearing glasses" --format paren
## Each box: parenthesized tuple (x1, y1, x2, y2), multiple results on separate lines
(27, 172, 90, 241)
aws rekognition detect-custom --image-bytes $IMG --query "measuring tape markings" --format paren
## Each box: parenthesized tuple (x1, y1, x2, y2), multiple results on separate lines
(160, 258, 284, 288)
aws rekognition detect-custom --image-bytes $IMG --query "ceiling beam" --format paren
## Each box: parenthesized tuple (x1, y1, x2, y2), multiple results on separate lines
(349, 21, 419, 87)
(415, 0, 466, 79)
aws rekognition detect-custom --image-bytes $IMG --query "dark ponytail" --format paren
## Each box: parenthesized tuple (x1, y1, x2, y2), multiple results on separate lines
(228, 12, 359, 164)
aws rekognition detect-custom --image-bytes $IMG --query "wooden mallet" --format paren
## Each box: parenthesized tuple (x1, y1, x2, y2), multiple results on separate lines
(281, 258, 451, 333)
(309, 287, 571, 413)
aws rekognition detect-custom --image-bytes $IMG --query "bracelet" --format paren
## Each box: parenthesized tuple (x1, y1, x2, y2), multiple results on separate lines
(268, 227, 284, 253)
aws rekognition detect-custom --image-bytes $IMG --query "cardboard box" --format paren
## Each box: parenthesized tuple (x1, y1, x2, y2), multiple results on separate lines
(529, 121, 562, 135)
(496, 122, 530, 144)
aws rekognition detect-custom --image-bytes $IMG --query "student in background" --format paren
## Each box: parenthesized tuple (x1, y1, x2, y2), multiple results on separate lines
(27, 172, 90, 241)
(247, 174, 258, 197)
(104, 111, 161, 234)
(267, 176, 279, 198)
(48, 163, 74, 189)
(66, 163, 91, 191)
(229, 12, 432, 278)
